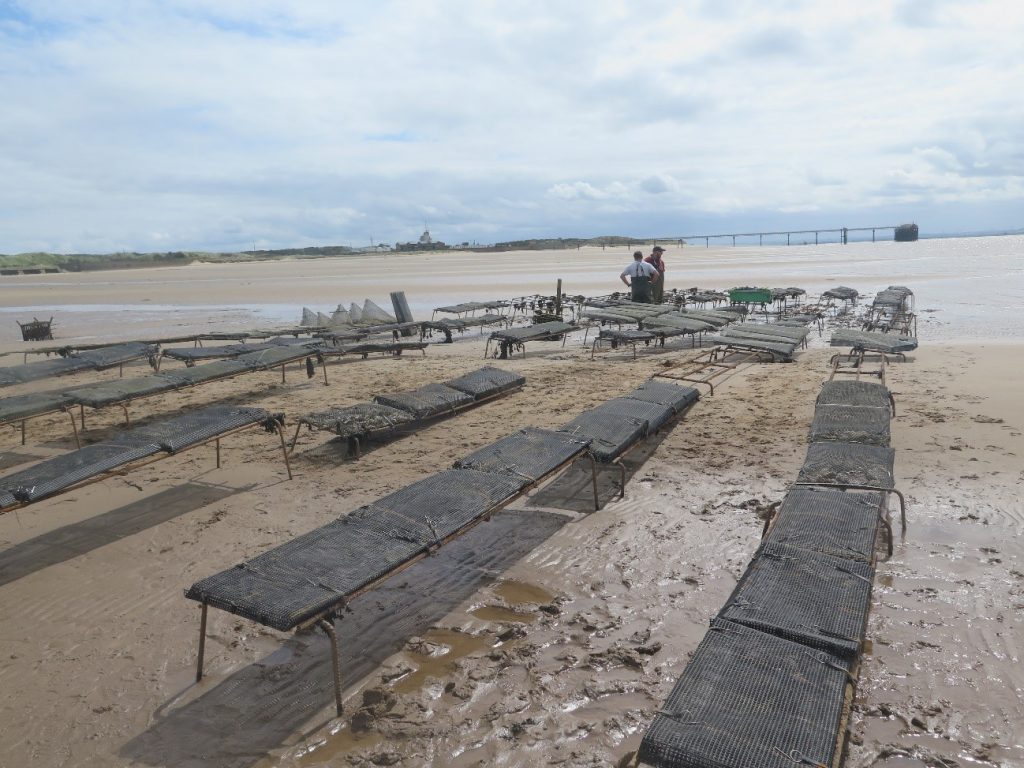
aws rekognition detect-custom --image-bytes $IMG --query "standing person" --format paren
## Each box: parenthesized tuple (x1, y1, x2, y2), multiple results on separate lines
(645, 245, 667, 304)
(620, 250, 659, 303)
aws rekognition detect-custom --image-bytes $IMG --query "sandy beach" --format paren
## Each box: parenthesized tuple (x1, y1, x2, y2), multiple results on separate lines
(1, 242, 1022, 767)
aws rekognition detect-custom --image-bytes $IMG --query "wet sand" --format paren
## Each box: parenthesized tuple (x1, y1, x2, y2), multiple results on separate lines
(0, 249, 1022, 767)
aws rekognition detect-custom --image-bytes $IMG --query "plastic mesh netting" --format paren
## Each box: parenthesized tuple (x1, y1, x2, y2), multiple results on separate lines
(375, 384, 475, 419)
(76, 342, 156, 369)
(638, 618, 851, 768)
(648, 326, 690, 338)
(422, 318, 468, 332)
(725, 323, 809, 341)
(816, 381, 892, 411)
(0, 489, 17, 509)
(156, 359, 252, 386)
(597, 329, 657, 342)
(763, 488, 883, 563)
(720, 330, 800, 357)
(0, 392, 74, 422)
(186, 469, 525, 631)
(489, 321, 575, 342)
(830, 329, 918, 353)
(719, 542, 874, 659)
(186, 517, 427, 630)
(559, 409, 646, 463)
(435, 301, 494, 314)
(677, 309, 736, 327)
(237, 346, 312, 370)
(352, 469, 525, 544)
(597, 397, 675, 433)
(300, 403, 413, 438)
(444, 366, 525, 399)
(162, 345, 255, 362)
(705, 335, 797, 360)
(454, 428, 589, 481)
(797, 442, 896, 489)
(582, 310, 638, 324)
(823, 286, 859, 300)
(0, 357, 91, 386)
(111, 406, 272, 453)
(63, 376, 177, 408)
(339, 342, 426, 356)
(626, 381, 699, 413)
(0, 442, 162, 503)
(810, 405, 892, 446)
(604, 305, 672, 319)
(644, 316, 714, 333)
(872, 287, 913, 310)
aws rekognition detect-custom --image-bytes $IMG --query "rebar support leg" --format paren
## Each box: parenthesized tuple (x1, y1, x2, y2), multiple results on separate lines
(588, 453, 599, 511)
(289, 422, 303, 453)
(66, 409, 81, 449)
(196, 602, 208, 682)
(879, 513, 894, 559)
(892, 489, 907, 535)
(318, 619, 344, 717)
(277, 425, 294, 480)
(20, 419, 25, 446)
(616, 459, 626, 499)
(215, 438, 221, 469)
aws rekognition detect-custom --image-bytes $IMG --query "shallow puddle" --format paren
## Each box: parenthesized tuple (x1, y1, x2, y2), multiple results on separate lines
(492, 579, 554, 605)
(469, 605, 537, 623)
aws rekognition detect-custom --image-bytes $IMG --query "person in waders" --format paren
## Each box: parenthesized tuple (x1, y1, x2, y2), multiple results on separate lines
(620, 250, 659, 303)
(645, 245, 667, 304)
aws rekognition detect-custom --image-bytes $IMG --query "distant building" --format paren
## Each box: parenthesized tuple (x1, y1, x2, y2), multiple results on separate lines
(396, 228, 448, 251)
(894, 223, 919, 242)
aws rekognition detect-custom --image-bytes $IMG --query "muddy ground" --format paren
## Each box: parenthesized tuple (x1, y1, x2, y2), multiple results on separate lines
(1, 313, 1021, 767)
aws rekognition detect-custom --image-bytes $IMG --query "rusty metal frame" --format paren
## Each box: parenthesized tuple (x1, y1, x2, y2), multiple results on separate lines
(828, 350, 888, 385)
(5, 406, 82, 449)
(654, 347, 762, 396)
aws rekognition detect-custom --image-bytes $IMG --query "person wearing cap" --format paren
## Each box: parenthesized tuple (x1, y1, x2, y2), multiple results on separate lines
(645, 246, 667, 303)
(620, 250, 659, 303)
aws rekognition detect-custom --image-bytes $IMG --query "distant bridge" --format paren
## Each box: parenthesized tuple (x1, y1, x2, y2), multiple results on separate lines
(668, 225, 912, 247)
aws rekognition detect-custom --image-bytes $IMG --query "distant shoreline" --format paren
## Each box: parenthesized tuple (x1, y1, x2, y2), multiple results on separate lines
(2, 230, 1020, 276)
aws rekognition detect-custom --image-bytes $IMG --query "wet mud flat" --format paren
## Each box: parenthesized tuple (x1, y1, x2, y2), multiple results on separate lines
(0, 326, 1021, 767)
(265, 347, 1024, 768)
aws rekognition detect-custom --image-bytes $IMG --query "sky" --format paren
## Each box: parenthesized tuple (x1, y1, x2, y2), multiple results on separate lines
(1, 0, 1023, 253)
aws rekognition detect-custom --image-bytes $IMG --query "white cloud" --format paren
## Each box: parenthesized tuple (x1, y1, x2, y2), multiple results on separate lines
(1, 0, 1023, 252)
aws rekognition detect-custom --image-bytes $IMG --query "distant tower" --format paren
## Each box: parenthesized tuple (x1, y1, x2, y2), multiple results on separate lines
(418, 226, 433, 245)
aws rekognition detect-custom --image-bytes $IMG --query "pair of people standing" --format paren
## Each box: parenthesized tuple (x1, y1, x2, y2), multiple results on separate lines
(619, 246, 667, 303)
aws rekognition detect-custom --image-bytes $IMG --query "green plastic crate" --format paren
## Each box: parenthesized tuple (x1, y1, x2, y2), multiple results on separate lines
(728, 288, 773, 304)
